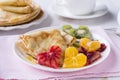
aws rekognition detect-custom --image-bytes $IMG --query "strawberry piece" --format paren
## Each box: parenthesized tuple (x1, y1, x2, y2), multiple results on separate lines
(49, 45, 62, 55)
(37, 52, 48, 65)
(89, 51, 101, 64)
(37, 45, 62, 68)
(98, 43, 106, 52)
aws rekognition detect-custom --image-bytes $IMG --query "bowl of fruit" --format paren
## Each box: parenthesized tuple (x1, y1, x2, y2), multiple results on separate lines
(14, 25, 110, 72)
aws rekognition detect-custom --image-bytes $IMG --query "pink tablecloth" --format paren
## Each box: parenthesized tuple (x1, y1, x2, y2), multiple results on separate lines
(0, 27, 120, 79)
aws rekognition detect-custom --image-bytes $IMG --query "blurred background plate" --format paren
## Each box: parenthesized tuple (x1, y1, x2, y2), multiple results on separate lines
(0, 11, 47, 31)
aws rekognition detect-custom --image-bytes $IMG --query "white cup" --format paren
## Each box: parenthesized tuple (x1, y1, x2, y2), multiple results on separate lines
(56, 0, 96, 15)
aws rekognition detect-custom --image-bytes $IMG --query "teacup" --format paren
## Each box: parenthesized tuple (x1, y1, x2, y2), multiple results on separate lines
(56, 0, 96, 15)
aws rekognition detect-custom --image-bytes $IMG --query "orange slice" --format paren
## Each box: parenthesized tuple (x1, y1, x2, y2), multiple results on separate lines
(65, 47, 78, 58)
(63, 53, 87, 68)
(80, 38, 101, 52)
(80, 38, 90, 50)
(87, 41, 101, 52)
(26, 56, 37, 64)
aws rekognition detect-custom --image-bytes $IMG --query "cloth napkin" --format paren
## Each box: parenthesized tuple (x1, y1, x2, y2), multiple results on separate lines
(0, 27, 120, 80)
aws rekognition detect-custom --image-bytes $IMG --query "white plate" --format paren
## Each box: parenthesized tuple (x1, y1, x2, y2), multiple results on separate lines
(51, 3, 108, 19)
(0, 12, 47, 31)
(14, 26, 110, 72)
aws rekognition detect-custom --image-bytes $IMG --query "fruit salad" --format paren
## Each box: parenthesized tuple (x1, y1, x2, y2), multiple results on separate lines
(37, 25, 106, 68)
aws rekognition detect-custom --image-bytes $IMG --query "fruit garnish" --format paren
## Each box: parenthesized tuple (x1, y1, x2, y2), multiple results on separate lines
(75, 26, 92, 39)
(78, 46, 87, 54)
(98, 43, 106, 52)
(73, 42, 80, 48)
(79, 42, 105, 65)
(63, 47, 87, 68)
(88, 51, 101, 64)
(37, 45, 62, 68)
(62, 25, 75, 36)
(80, 38, 101, 52)
(62, 25, 92, 39)
(87, 41, 101, 52)
(80, 38, 90, 50)
(65, 47, 78, 58)
(78, 47, 102, 65)
(63, 53, 87, 68)
(26, 55, 37, 64)
(49, 46, 62, 55)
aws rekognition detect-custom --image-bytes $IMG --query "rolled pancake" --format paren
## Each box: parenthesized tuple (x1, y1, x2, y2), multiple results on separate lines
(0, 5, 33, 14)
(0, 0, 31, 6)
(0, 2, 42, 26)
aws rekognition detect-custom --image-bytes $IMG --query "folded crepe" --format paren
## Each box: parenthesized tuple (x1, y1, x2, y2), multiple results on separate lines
(0, 0, 31, 6)
(0, 2, 42, 26)
(16, 29, 67, 65)
(0, 5, 33, 14)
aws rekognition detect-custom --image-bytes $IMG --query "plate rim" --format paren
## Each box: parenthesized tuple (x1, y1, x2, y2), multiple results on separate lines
(14, 26, 111, 72)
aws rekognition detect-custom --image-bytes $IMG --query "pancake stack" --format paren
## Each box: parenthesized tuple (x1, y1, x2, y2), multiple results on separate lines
(0, 0, 43, 26)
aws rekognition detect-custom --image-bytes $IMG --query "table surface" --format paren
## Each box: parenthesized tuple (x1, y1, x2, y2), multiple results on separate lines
(0, 0, 120, 79)
(0, 0, 119, 36)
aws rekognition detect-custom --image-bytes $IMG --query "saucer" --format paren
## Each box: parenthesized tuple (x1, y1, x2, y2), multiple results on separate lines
(51, 3, 108, 19)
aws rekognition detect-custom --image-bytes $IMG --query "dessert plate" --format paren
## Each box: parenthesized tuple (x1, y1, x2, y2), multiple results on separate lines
(14, 26, 110, 72)
(0, 11, 47, 31)
(51, 3, 108, 19)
